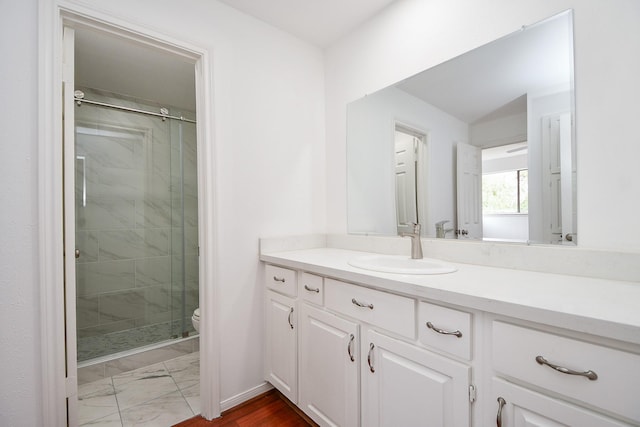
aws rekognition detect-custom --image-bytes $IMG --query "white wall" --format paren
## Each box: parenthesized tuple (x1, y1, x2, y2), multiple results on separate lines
(0, 0, 325, 424)
(326, 0, 640, 253)
(0, 1, 41, 425)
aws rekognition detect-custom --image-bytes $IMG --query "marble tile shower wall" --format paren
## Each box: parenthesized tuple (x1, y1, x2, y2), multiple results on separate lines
(74, 88, 199, 361)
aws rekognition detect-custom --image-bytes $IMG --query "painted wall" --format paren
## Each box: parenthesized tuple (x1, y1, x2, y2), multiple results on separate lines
(0, 1, 41, 425)
(0, 0, 325, 424)
(326, 0, 640, 253)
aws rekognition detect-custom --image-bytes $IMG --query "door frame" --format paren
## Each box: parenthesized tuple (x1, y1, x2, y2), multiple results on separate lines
(38, 1, 220, 423)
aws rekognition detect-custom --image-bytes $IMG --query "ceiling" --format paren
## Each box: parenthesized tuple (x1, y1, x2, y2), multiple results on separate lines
(218, 0, 398, 47)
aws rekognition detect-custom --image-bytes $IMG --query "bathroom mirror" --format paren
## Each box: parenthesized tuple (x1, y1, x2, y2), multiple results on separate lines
(347, 10, 576, 245)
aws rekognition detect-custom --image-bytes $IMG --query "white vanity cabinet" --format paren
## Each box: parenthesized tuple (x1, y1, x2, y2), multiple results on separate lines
(489, 321, 640, 427)
(362, 328, 471, 427)
(261, 251, 640, 427)
(264, 265, 298, 403)
(298, 303, 360, 427)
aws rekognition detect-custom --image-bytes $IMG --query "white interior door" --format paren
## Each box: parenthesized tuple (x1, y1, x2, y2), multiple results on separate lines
(62, 25, 79, 427)
(395, 130, 418, 234)
(456, 142, 482, 239)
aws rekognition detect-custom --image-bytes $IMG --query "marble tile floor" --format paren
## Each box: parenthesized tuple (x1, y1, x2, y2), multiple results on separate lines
(78, 351, 199, 426)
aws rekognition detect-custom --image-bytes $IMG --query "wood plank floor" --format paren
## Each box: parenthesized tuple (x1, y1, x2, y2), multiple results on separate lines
(173, 389, 317, 427)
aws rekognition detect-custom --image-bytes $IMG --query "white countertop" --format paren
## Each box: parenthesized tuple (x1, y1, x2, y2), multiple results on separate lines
(260, 247, 640, 345)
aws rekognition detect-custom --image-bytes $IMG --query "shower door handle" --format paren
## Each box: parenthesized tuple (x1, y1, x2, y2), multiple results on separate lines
(75, 249, 80, 259)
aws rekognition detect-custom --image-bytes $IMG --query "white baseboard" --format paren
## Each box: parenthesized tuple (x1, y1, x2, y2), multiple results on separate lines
(220, 382, 274, 412)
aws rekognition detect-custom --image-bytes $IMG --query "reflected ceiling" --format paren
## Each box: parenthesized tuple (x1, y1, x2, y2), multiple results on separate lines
(396, 15, 573, 123)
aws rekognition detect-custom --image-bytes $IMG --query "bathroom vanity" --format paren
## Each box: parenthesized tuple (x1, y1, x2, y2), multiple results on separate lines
(260, 237, 640, 427)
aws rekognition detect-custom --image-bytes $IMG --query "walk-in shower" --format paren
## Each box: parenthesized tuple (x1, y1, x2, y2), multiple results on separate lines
(74, 87, 199, 362)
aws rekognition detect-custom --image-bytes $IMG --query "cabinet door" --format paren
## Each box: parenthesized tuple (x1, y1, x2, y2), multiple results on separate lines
(265, 290, 297, 403)
(299, 303, 359, 427)
(492, 378, 631, 427)
(363, 329, 471, 427)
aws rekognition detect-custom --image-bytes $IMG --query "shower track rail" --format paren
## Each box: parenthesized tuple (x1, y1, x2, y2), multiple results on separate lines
(74, 92, 197, 123)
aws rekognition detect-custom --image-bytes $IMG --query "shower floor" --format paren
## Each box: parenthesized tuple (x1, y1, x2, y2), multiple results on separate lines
(78, 320, 195, 362)
(77, 351, 199, 426)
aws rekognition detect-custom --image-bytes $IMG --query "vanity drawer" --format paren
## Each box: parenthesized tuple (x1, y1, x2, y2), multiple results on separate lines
(492, 321, 640, 423)
(265, 264, 297, 297)
(418, 302, 472, 360)
(299, 272, 323, 305)
(324, 278, 415, 339)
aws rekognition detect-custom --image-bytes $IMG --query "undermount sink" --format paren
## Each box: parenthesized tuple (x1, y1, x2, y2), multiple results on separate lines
(348, 254, 457, 275)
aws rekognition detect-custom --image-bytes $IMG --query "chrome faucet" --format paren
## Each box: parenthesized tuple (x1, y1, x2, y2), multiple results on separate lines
(435, 220, 454, 239)
(401, 222, 423, 259)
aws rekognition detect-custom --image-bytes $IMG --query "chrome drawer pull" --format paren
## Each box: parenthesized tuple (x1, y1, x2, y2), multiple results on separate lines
(287, 307, 294, 329)
(304, 284, 320, 293)
(535, 355, 598, 381)
(352, 298, 374, 310)
(367, 343, 375, 373)
(273, 276, 286, 283)
(347, 334, 355, 362)
(426, 321, 463, 338)
(496, 397, 506, 427)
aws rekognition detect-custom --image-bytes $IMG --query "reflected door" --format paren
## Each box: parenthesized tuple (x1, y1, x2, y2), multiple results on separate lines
(456, 142, 483, 239)
(395, 130, 419, 234)
(541, 112, 575, 244)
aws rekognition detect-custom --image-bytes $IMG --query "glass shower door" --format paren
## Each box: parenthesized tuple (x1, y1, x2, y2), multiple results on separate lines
(74, 91, 198, 362)
(169, 119, 199, 339)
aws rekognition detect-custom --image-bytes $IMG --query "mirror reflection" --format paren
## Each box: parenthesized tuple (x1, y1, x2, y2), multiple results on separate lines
(347, 10, 576, 245)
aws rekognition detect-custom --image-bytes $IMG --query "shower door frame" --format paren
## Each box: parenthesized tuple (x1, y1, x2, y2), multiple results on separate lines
(38, 1, 220, 424)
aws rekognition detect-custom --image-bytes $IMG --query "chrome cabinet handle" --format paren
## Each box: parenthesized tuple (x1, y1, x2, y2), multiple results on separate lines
(352, 298, 374, 310)
(496, 397, 506, 427)
(367, 343, 375, 373)
(347, 334, 355, 362)
(304, 284, 320, 293)
(273, 276, 285, 283)
(426, 321, 463, 338)
(287, 307, 294, 329)
(535, 355, 597, 380)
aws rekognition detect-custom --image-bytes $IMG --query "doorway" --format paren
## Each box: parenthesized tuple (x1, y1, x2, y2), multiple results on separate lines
(71, 26, 201, 426)
(39, 6, 219, 426)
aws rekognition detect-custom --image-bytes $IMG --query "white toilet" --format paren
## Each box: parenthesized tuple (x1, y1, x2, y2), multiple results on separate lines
(191, 307, 200, 333)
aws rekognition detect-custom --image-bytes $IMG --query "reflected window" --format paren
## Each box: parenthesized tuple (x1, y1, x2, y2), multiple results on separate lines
(482, 170, 528, 214)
